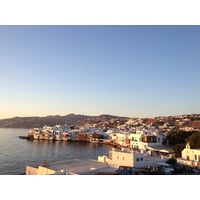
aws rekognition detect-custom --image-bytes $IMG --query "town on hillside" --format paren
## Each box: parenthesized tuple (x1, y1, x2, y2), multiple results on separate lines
(19, 113, 200, 175)
(1, 113, 200, 130)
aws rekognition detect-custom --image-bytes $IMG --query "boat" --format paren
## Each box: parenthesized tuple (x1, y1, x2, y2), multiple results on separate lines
(19, 136, 29, 139)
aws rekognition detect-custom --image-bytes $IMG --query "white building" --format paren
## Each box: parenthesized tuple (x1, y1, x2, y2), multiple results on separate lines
(98, 147, 145, 168)
(177, 143, 200, 166)
(129, 130, 166, 151)
(115, 132, 129, 147)
(98, 147, 169, 168)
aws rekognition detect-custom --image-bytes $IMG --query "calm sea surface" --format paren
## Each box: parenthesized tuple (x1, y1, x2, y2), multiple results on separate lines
(0, 128, 113, 175)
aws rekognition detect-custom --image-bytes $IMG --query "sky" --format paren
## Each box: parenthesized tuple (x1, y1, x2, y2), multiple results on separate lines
(0, 25, 200, 119)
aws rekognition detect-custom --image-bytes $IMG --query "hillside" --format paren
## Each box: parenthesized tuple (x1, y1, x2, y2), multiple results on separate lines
(0, 113, 199, 131)
(0, 114, 128, 129)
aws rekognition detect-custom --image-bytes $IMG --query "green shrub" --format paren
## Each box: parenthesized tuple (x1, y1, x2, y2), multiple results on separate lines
(166, 158, 177, 165)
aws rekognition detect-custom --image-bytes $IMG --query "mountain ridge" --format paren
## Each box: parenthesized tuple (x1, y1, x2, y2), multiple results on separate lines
(0, 113, 199, 130)
(0, 113, 128, 128)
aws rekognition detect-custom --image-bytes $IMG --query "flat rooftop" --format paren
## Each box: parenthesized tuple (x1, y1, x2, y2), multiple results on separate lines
(147, 145, 174, 153)
(40, 159, 118, 175)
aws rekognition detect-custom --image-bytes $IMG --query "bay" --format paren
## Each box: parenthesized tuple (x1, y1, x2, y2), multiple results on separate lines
(0, 128, 113, 175)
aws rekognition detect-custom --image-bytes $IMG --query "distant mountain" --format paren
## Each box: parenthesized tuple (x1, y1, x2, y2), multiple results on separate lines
(0, 113, 199, 130)
(0, 114, 129, 129)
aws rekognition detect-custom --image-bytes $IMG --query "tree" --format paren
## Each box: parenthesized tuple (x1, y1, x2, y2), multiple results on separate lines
(167, 130, 193, 146)
(166, 158, 177, 165)
(172, 143, 186, 157)
(166, 131, 200, 157)
(186, 132, 200, 149)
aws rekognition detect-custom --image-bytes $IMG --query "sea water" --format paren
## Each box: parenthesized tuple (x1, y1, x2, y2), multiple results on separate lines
(0, 128, 112, 175)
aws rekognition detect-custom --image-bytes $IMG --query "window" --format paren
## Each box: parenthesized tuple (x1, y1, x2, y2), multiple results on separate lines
(158, 138, 160, 143)
(140, 157, 143, 161)
(195, 155, 197, 160)
(109, 152, 112, 160)
(136, 158, 139, 161)
(123, 157, 124, 160)
(117, 156, 119, 160)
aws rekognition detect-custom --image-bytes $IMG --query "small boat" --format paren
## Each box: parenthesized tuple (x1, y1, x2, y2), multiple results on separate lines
(19, 135, 34, 140)
(19, 136, 27, 139)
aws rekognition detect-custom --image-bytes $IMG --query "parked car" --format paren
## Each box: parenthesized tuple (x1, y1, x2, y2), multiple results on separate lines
(115, 166, 139, 175)
(156, 163, 174, 174)
(157, 166, 166, 175)
(137, 167, 155, 175)
(171, 164, 184, 174)
(192, 167, 200, 174)
(147, 165, 164, 175)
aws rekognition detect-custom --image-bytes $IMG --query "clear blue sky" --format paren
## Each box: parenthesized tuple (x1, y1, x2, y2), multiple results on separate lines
(0, 25, 200, 119)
